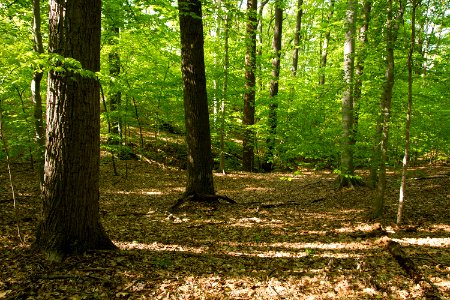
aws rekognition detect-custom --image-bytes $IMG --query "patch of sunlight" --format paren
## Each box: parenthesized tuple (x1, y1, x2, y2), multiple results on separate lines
(105, 189, 163, 195)
(115, 241, 207, 253)
(229, 217, 284, 228)
(225, 250, 363, 259)
(421, 224, 450, 233)
(335, 222, 381, 233)
(243, 187, 276, 192)
(269, 241, 372, 251)
(392, 237, 450, 247)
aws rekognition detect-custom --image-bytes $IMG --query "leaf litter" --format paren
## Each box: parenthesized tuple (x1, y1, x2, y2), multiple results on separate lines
(0, 160, 449, 299)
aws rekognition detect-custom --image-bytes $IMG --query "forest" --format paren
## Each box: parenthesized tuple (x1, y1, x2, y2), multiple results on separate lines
(1, 0, 449, 299)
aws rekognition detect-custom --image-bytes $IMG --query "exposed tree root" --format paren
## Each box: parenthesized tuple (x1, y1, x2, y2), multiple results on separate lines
(387, 240, 442, 300)
(170, 193, 236, 212)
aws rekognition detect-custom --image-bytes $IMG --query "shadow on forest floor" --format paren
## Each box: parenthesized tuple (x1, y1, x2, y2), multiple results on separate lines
(1, 160, 449, 299)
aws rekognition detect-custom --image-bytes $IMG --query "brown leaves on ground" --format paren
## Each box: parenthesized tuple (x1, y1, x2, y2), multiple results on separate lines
(1, 160, 449, 299)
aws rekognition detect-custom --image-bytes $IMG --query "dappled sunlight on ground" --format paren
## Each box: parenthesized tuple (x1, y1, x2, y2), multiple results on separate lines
(1, 160, 449, 299)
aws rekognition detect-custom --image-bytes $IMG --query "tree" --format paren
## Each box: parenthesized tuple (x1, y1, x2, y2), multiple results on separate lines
(31, 0, 45, 188)
(373, 0, 405, 218)
(397, 0, 418, 225)
(291, 0, 303, 76)
(319, 0, 335, 85)
(242, 0, 258, 171)
(339, 0, 356, 186)
(263, 0, 283, 171)
(178, 0, 215, 196)
(34, 0, 116, 261)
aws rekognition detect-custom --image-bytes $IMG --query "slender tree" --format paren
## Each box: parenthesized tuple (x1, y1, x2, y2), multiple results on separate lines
(291, 0, 303, 76)
(242, 0, 258, 171)
(34, 0, 116, 261)
(319, 0, 335, 85)
(373, 0, 405, 218)
(220, 7, 231, 174)
(397, 0, 418, 225)
(339, 0, 357, 186)
(178, 0, 215, 195)
(31, 0, 45, 188)
(263, 0, 283, 171)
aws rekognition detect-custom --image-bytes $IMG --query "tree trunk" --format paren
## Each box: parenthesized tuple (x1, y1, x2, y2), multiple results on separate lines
(397, 0, 417, 225)
(353, 0, 372, 145)
(319, 0, 335, 85)
(374, 0, 405, 218)
(31, 0, 45, 189)
(339, 0, 357, 186)
(291, 0, 303, 76)
(178, 0, 215, 195)
(220, 10, 231, 174)
(263, 1, 283, 172)
(108, 27, 122, 138)
(34, 0, 116, 261)
(242, 0, 258, 172)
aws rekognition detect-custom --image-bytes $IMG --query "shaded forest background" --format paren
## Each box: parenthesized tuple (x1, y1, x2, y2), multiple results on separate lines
(0, 0, 449, 172)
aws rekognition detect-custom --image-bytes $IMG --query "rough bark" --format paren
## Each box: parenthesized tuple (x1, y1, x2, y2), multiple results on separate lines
(242, 0, 257, 172)
(178, 0, 215, 195)
(339, 0, 356, 187)
(34, 0, 116, 261)
(291, 0, 303, 76)
(263, 1, 283, 171)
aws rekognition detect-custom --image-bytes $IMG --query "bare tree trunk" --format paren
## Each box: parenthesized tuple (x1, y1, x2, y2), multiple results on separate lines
(291, 0, 303, 76)
(353, 0, 372, 144)
(340, 0, 357, 187)
(263, 1, 283, 172)
(178, 0, 215, 195)
(34, 0, 116, 261)
(397, 0, 418, 225)
(374, 0, 405, 218)
(319, 0, 335, 85)
(31, 0, 45, 189)
(220, 9, 231, 174)
(242, 0, 258, 172)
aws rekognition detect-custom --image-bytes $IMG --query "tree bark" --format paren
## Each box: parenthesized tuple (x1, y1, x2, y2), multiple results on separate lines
(291, 0, 303, 76)
(319, 0, 335, 85)
(263, 1, 283, 171)
(178, 0, 215, 195)
(34, 0, 116, 261)
(339, 0, 357, 186)
(242, 0, 258, 172)
(374, 0, 405, 218)
(220, 9, 231, 174)
(108, 27, 122, 138)
(31, 0, 45, 189)
(397, 0, 417, 225)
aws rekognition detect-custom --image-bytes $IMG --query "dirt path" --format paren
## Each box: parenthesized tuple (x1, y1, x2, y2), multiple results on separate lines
(1, 160, 449, 299)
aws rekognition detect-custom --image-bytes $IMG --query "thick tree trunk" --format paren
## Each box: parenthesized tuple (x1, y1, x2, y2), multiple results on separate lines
(242, 0, 258, 172)
(291, 0, 303, 76)
(397, 0, 417, 225)
(339, 0, 356, 186)
(178, 0, 215, 195)
(31, 0, 45, 189)
(263, 1, 283, 171)
(34, 0, 116, 261)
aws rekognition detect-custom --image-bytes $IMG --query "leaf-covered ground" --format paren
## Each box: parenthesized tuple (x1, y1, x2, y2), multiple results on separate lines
(1, 159, 449, 299)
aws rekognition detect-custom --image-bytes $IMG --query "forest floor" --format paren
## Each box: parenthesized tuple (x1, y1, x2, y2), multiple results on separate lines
(1, 158, 450, 299)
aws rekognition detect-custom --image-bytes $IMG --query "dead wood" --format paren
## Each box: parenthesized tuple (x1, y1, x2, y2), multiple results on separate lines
(387, 240, 442, 299)
(170, 193, 236, 212)
(411, 174, 449, 180)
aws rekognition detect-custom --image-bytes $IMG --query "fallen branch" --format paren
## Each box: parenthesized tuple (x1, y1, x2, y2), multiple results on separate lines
(387, 240, 442, 299)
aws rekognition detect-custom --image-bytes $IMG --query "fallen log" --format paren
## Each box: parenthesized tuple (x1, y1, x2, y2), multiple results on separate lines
(170, 193, 236, 212)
